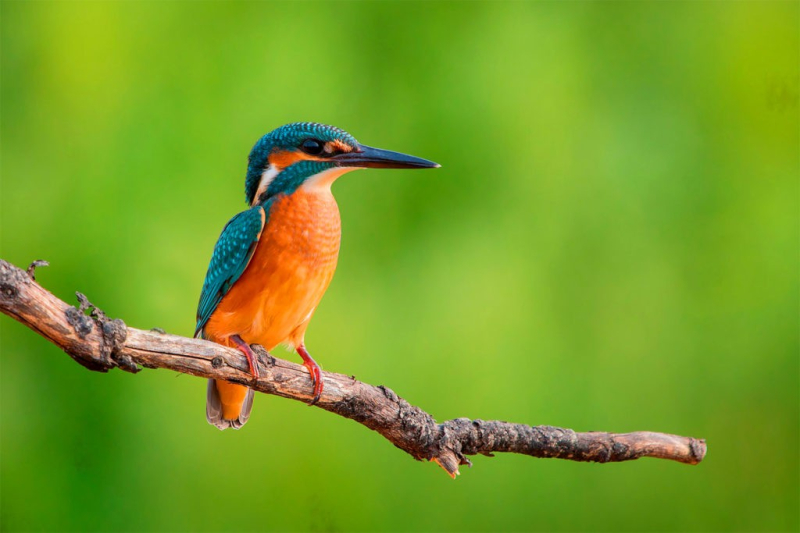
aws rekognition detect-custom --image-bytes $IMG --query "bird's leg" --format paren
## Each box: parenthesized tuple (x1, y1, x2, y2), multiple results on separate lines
(231, 334, 260, 380)
(296, 344, 323, 405)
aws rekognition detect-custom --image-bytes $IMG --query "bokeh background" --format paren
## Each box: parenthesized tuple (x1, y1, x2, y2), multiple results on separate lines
(1, 1, 797, 532)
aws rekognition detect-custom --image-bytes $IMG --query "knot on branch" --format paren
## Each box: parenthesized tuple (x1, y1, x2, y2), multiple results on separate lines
(65, 292, 136, 374)
(0, 260, 30, 304)
(429, 418, 477, 477)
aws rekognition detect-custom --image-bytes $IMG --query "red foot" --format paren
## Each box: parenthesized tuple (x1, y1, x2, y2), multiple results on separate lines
(231, 334, 260, 380)
(297, 345, 323, 405)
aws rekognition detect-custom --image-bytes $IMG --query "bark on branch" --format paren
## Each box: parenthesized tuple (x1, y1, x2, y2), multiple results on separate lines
(0, 258, 706, 477)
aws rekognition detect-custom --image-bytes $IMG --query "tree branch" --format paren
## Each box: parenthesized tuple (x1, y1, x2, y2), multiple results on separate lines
(0, 258, 706, 477)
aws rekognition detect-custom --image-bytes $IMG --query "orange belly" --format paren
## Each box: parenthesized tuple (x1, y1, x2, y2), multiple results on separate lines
(204, 188, 341, 350)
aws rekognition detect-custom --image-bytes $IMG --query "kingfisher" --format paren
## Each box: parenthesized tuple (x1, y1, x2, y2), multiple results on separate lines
(195, 122, 439, 429)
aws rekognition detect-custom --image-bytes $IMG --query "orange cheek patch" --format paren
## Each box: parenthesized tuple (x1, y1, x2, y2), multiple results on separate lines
(269, 150, 306, 170)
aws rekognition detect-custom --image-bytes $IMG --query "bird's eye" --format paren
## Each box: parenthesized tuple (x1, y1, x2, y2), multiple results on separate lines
(300, 139, 324, 155)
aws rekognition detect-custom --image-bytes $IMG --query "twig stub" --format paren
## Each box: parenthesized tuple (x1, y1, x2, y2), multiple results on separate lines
(26, 259, 49, 280)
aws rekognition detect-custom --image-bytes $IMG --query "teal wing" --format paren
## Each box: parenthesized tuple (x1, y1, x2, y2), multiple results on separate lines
(194, 205, 266, 337)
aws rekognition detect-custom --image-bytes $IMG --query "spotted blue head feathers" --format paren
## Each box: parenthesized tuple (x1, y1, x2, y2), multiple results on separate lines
(245, 123, 359, 205)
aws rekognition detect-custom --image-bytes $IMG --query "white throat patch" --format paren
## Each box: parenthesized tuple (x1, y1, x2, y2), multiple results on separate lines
(301, 166, 362, 192)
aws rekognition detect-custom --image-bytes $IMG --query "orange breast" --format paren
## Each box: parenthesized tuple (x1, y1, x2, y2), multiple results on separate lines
(204, 188, 341, 350)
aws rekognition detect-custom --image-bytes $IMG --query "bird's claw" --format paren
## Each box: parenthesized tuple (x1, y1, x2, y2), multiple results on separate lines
(231, 334, 260, 381)
(304, 361, 323, 406)
(297, 345, 323, 405)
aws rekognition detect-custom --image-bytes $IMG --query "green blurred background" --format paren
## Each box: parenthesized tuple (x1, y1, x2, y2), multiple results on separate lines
(1, 1, 797, 531)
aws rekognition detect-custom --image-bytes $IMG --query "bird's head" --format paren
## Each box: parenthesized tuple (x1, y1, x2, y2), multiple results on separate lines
(245, 122, 439, 206)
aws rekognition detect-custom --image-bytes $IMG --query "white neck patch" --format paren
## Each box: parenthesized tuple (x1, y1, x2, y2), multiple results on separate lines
(252, 164, 279, 206)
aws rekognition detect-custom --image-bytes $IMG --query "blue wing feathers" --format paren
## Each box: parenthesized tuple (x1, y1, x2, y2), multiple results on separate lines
(195, 205, 266, 337)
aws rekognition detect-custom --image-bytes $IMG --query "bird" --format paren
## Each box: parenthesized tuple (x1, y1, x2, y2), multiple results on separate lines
(195, 122, 439, 429)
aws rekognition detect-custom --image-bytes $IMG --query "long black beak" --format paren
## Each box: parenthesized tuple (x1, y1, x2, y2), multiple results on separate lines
(333, 143, 440, 169)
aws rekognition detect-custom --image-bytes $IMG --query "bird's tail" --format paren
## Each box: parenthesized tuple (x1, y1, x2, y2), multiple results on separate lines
(206, 379, 254, 430)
